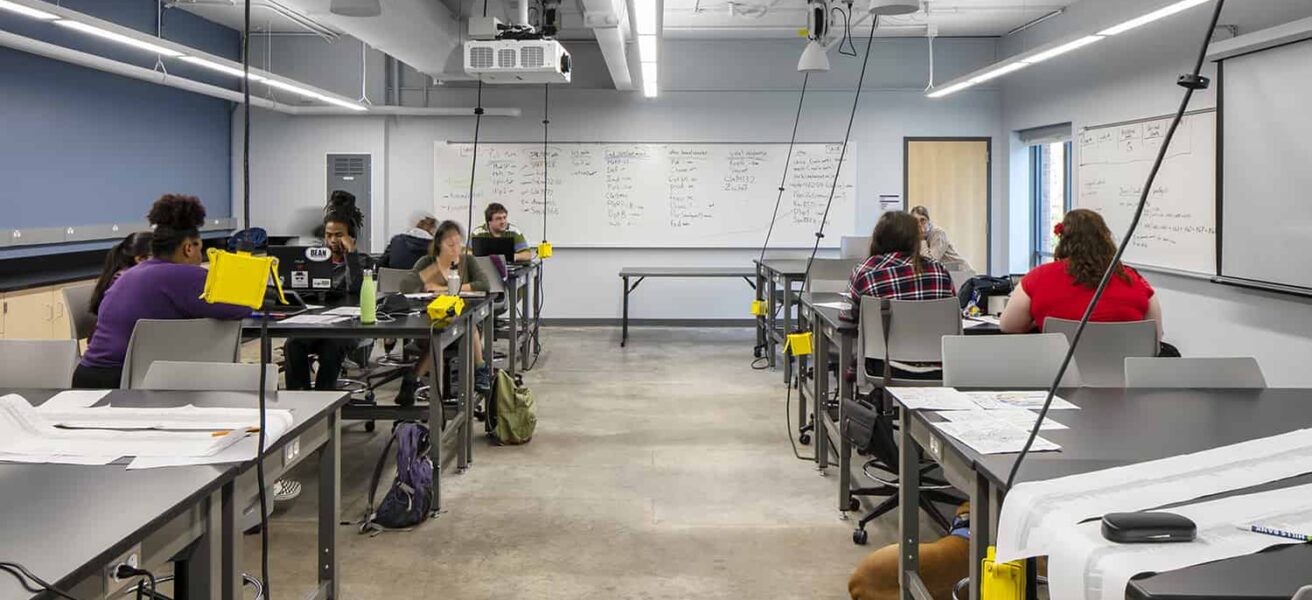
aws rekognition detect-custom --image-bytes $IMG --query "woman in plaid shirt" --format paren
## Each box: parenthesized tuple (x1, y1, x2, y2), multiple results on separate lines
(844, 211, 956, 378)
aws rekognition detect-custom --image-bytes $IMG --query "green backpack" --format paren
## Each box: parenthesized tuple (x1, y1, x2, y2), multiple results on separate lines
(489, 369, 536, 445)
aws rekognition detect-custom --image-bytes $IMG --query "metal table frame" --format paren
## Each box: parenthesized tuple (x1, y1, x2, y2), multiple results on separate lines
(617, 267, 757, 347)
(754, 259, 809, 384)
(505, 261, 543, 375)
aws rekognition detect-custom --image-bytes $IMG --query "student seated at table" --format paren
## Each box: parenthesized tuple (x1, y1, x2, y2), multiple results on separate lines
(395, 220, 492, 405)
(472, 202, 532, 263)
(843, 211, 956, 380)
(910, 205, 973, 273)
(89, 231, 153, 317)
(73, 196, 252, 389)
(283, 203, 368, 391)
(381, 215, 437, 269)
(1000, 208, 1163, 339)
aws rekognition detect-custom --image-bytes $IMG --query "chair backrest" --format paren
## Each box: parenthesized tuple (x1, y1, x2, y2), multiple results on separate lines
(0, 340, 79, 388)
(860, 296, 963, 364)
(942, 333, 1083, 388)
(140, 361, 279, 392)
(377, 267, 411, 294)
(471, 256, 507, 304)
(840, 236, 869, 259)
(947, 270, 973, 295)
(1043, 318, 1157, 387)
(61, 284, 97, 341)
(1124, 357, 1267, 389)
(121, 319, 242, 389)
(805, 258, 861, 294)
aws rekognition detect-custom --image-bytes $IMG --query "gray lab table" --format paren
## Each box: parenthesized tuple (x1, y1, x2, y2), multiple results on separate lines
(617, 266, 757, 347)
(0, 388, 348, 600)
(755, 259, 810, 383)
(504, 261, 543, 375)
(894, 387, 1312, 600)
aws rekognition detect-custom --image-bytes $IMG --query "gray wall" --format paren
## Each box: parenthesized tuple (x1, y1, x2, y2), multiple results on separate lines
(998, 0, 1312, 385)
(237, 37, 1006, 320)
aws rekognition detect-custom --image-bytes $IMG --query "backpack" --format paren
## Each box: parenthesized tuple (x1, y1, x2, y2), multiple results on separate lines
(958, 275, 1013, 313)
(360, 422, 433, 533)
(486, 369, 537, 445)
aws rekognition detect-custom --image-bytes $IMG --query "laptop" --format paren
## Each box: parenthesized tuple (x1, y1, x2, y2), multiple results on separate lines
(269, 245, 337, 292)
(470, 236, 517, 263)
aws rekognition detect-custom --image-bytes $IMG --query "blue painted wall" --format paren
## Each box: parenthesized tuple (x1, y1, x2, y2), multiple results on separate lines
(0, 0, 238, 254)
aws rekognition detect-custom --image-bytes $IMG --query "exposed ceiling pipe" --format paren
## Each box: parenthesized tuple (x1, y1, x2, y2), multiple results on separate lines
(272, 0, 463, 77)
(580, 0, 635, 90)
(166, 0, 341, 40)
(0, 29, 521, 117)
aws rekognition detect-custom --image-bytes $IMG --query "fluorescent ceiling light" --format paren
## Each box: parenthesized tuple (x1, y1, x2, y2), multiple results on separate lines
(1099, 0, 1211, 36)
(0, 0, 59, 20)
(926, 81, 975, 99)
(314, 94, 369, 111)
(179, 56, 266, 81)
(1022, 35, 1105, 64)
(638, 35, 657, 63)
(969, 61, 1030, 84)
(55, 20, 184, 57)
(641, 63, 657, 98)
(263, 78, 322, 99)
(634, 0, 657, 35)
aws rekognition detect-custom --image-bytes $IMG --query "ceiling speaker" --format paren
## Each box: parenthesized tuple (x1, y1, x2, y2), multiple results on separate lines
(869, 0, 919, 16)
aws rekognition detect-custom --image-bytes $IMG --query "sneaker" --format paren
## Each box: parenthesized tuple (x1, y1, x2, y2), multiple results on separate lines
(474, 365, 493, 393)
(395, 374, 420, 407)
(272, 479, 302, 503)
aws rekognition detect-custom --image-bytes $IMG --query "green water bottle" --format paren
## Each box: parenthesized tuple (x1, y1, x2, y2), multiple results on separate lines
(359, 269, 377, 324)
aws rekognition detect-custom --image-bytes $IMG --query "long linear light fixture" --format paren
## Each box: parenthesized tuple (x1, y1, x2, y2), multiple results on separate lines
(927, 0, 1212, 98)
(635, 0, 659, 97)
(1, 0, 367, 111)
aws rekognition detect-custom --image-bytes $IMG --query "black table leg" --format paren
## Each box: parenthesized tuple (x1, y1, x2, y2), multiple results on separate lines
(621, 275, 629, 347)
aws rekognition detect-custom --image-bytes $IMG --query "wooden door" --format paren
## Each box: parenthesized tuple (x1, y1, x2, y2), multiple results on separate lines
(2, 288, 56, 340)
(905, 139, 990, 272)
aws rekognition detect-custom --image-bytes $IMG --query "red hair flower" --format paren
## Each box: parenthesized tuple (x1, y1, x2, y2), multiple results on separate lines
(1053, 222, 1065, 237)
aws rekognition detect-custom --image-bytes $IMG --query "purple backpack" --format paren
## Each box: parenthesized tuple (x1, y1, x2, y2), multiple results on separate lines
(361, 422, 433, 532)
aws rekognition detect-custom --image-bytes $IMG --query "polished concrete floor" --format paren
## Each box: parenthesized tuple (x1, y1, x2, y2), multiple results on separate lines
(249, 326, 889, 599)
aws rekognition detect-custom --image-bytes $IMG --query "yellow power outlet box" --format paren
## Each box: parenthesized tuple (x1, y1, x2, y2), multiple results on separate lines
(201, 248, 284, 309)
(785, 331, 813, 356)
(751, 300, 768, 316)
(427, 295, 465, 322)
(537, 241, 553, 258)
(981, 547, 1025, 600)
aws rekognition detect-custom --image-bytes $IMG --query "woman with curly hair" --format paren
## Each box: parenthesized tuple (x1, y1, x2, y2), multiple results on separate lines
(1000, 208, 1162, 338)
(74, 195, 252, 389)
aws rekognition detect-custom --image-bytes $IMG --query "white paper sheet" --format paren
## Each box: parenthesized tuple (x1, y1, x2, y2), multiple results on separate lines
(995, 427, 1312, 563)
(280, 314, 351, 325)
(1045, 483, 1312, 600)
(972, 315, 1001, 325)
(888, 388, 980, 411)
(966, 391, 1080, 411)
(321, 306, 361, 317)
(814, 301, 853, 310)
(128, 433, 288, 469)
(936, 409, 1067, 431)
(40, 405, 293, 433)
(0, 453, 118, 465)
(962, 319, 988, 329)
(933, 421, 1060, 455)
(36, 389, 110, 411)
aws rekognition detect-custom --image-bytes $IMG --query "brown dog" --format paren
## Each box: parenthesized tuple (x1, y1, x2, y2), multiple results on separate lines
(849, 504, 970, 600)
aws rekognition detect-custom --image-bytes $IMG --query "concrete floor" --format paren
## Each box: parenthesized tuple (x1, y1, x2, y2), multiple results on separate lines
(248, 326, 891, 599)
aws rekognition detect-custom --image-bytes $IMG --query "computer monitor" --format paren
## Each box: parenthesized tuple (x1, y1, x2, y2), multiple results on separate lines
(269, 245, 337, 292)
(470, 236, 517, 262)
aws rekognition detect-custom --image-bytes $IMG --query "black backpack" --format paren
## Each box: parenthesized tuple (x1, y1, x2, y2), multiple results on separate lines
(360, 422, 433, 533)
(958, 275, 1013, 312)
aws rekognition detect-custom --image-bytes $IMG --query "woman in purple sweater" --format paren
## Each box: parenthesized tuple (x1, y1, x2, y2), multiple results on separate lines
(73, 195, 252, 389)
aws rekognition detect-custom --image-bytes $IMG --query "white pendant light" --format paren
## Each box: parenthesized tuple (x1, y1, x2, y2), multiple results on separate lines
(330, 0, 381, 17)
(869, 0, 919, 16)
(797, 39, 830, 72)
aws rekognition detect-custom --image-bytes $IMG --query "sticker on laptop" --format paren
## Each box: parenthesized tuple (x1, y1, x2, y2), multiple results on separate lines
(305, 247, 332, 262)
(291, 272, 309, 287)
(312, 278, 332, 289)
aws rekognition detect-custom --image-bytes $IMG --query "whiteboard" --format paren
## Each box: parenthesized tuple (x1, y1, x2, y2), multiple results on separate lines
(433, 142, 856, 247)
(1076, 111, 1216, 276)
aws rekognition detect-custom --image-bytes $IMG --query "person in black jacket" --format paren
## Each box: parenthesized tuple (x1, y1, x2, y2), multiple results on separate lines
(380, 216, 437, 269)
(284, 205, 368, 390)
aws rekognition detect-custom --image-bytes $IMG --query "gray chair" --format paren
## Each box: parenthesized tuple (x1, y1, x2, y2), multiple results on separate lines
(61, 284, 97, 343)
(1043, 318, 1157, 387)
(859, 296, 962, 387)
(1124, 357, 1267, 389)
(840, 236, 870, 259)
(805, 258, 861, 294)
(942, 333, 1083, 388)
(471, 256, 508, 310)
(377, 267, 411, 294)
(0, 340, 79, 388)
(946, 270, 974, 295)
(121, 319, 242, 389)
(140, 361, 279, 392)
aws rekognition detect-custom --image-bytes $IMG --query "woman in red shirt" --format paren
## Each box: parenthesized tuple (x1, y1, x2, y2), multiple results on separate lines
(1000, 209, 1163, 337)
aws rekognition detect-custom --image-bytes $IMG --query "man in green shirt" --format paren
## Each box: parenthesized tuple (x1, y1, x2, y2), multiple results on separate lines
(472, 202, 533, 263)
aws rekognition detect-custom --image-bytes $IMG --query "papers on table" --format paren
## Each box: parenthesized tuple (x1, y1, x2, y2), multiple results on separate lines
(281, 314, 351, 325)
(36, 389, 110, 411)
(994, 427, 1312, 563)
(321, 306, 361, 317)
(1046, 483, 1312, 600)
(888, 388, 980, 411)
(935, 409, 1067, 431)
(933, 421, 1060, 455)
(813, 301, 853, 311)
(962, 319, 989, 329)
(965, 391, 1080, 411)
(39, 405, 293, 434)
(971, 314, 1001, 325)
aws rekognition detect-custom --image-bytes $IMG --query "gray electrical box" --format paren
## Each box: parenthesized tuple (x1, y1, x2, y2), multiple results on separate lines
(326, 153, 371, 251)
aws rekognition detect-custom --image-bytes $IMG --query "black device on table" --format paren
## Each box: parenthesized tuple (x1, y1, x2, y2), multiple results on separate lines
(470, 236, 517, 263)
(270, 245, 338, 293)
(1102, 512, 1197, 543)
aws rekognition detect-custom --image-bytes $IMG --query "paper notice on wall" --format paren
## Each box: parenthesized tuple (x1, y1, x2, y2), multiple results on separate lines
(1046, 483, 1312, 600)
(879, 194, 903, 213)
(995, 427, 1312, 563)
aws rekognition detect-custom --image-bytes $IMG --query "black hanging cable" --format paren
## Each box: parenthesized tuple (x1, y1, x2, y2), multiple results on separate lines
(526, 84, 551, 372)
(752, 72, 811, 371)
(467, 81, 485, 247)
(832, 6, 858, 57)
(1004, 0, 1226, 491)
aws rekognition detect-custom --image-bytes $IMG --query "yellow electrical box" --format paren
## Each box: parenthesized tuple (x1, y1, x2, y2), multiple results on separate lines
(785, 331, 813, 356)
(537, 241, 553, 259)
(200, 248, 284, 310)
(751, 300, 768, 316)
(427, 295, 465, 323)
(981, 547, 1025, 600)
